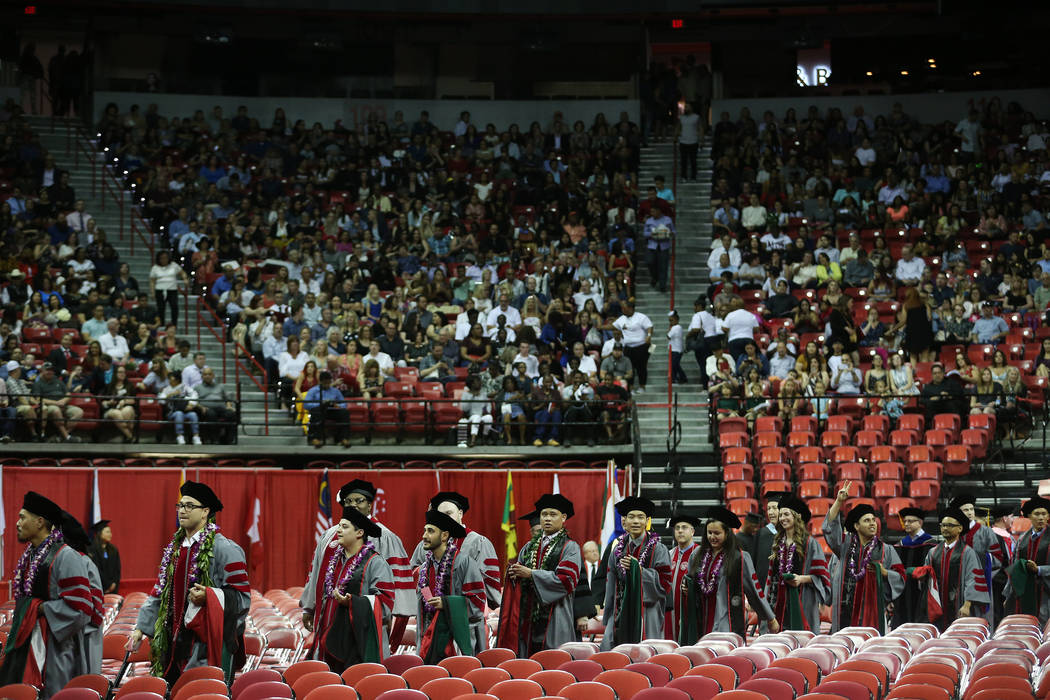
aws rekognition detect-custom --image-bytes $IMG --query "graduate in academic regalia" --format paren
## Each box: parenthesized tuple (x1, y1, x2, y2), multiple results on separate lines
(416, 510, 486, 662)
(301, 480, 414, 651)
(131, 482, 249, 684)
(823, 483, 905, 634)
(497, 494, 582, 655)
(411, 491, 501, 652)
(1004, 496, 1050, 626)
(665, 513, 701, 640)
(764, 495, 830, 633)
(986, 504, 1016, 624)
(920, 507, 988, 632)
(307, 506, 394, 670)
(0, 492, 92, 699)
(755, 493, 788, 590)
(88, 520, 121, 594)
(679, 507, 778, 643)
(59, 511, 104, 677)
(600, 496, 671, 648)
(949, 493, 1006, 625)
(892, 507, 936, 627)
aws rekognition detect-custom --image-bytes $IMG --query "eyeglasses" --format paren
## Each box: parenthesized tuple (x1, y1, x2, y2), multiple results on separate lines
(939, 522, 962, 529)
(176, 502, 205, 512)
(343, 497, 369, 507)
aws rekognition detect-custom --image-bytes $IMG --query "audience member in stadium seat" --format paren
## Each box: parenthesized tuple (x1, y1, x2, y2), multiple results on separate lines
(970, 303, 1010, 344)
(530, 373, 562, 447)
(919, 364, 966, 423)
(196, 367, 237, 444)
(304, 370, 350, 448)
(32, 362, 82, 443)
(158, 371, 200, 445)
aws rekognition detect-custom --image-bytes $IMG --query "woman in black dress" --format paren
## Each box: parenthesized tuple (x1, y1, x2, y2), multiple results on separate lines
(88, 520, 121, 594)
(899, 288, 935, 363)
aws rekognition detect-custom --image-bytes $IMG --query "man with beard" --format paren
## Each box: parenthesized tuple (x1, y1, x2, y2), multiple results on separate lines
(823, 482, 905, 634)
(891, 507, 936, 626)
(416, 510, 485, 662)
(302, 480, 414, 651)
(665, 514, 701, 640)
(496, 494, 581, 654)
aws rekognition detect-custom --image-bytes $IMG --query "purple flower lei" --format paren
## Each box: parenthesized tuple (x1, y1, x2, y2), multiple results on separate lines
(323, 540, 377, 599)
(774, 539, 797, 578)
(846, 535, 877, 580)
(613, 531, 658, 577)
(151, 522, 218, 595)
(12, 528, 64, 599)
(418, 539, 458, 614)
(695, 550, 725, 595)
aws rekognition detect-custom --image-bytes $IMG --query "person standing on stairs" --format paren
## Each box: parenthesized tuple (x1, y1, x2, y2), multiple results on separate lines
(644, 203, 675, 293)
(612, 299, 653, 393)
(676, 101, 701, 182)
(150, 250, 189, 328)
(667, 310, 688, 384)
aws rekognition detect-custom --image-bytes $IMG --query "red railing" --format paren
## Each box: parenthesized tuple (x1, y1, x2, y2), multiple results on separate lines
(667, 136, 679, 430)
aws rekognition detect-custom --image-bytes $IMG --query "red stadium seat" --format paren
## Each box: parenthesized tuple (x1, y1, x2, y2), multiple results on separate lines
(825, 415, 854, 436)
(761, 480, 792, 498)
(797, 462, 829, 482)
(860, 414, 889, 437)
(759, 463, 791, 483)
(719, 417, 749, 435)
(754, 416, 784, 435)
(798, 481, 828, 500)
(666, 676, 720, 700)
(794, 446, 826, 466)
(908, 480, 941, 511)
(833, 462, 867, 483)
(723, 464, 754, 482)
(828, 446, 860, 466)
(725, 482, 755, 501)
(911, 461, 944, 481)
(945, 445, 974, 476)
(872, 480, 903, 508)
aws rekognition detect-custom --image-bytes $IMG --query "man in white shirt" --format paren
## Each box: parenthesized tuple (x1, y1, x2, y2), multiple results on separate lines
(510, 342, 540, 379)
(453, 111, 472, 138)
(563, 342, 598, 382)
(707, 233, 741, 272)
(362, 340, 395, 378)
(687, 296, 723, 385)
(721, 299, 761, 360)
(181, 352, 207, 390)
(572, 280, 603, 312)
(299, 266, 323, 296)
(485, 294, 522, 333)
(813, 234, 840, 264)
(954, 109, 981, 159)
(854, 139, 877, 167)
(98, 319, 131, 364)
(760, 229, 792, 253)
(878, 174, 905, 206)
(838, 232, 864, 266)
(895, 245, 926, 286)
(612, 300, 653, 392)
(67, 200, 93, 234)
(676, 102, 701, 181)
(741, 194, 767, 233)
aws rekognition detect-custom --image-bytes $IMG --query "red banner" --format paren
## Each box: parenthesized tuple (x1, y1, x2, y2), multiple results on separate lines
(1, 467, 605, 593)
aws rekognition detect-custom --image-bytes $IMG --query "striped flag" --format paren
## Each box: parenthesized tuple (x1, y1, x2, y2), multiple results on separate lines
(316, 469, 332, 543)
(599, 460, 624, 549)
(90, 469, 102, 525)
(501, 471, 517, 561)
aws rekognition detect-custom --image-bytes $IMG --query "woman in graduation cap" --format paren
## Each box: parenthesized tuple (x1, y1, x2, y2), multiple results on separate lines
(918, 506, 988, 632)
(892, 507, 936, 626)
(600, 495, 671, 649)
(823, 482, 905, 633)
(496, 494, 582, 655)
(679, 506, 778, 643)
(307, 504, 394, 670)
(1004, 496, 1050, 626)
(765, 494, 830, 632)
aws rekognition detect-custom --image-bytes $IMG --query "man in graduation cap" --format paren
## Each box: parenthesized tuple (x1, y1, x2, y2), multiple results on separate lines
(987, 504, 1016, 622)
(416, 509, 486, 662)
(600, 495, 671, 649)
(665, 513, 701, 640)
(891, 507, 936, 626)
(918, 506, 988, 631)
(307, 504, 393, 671)
(949, 493, 1006, 624)
(496, 494, 582, 655)
(823, 482, 905, 633)
(130, 481, 249, 684)
(0, 492, 92, 699)
(59, 510, 104, 677)
(1004, 496, 1050, 626)
(755, 493, 786, 590)
(411, 491, 501, 652)
(302, 479, 414, 650)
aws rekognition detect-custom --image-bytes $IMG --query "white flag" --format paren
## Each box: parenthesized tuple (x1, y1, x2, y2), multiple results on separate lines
(91, 469, 102, 525)
(552, 474, 560, 495)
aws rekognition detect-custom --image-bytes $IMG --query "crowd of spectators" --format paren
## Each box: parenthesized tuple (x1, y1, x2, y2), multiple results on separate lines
(65, 101, 654, 446)
(693, 97, 1050, 441)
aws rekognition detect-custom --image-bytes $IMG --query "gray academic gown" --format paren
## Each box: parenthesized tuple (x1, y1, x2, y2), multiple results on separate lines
(822, 515, 905, 632)
(7, 544, 92, 699)
(412, 529, 501, 652)
(304, 521, 416, 617)
(965, 522, 1005, 626)
(135, 533, 250, 675)
(309, 549, 394, 660)
(1003, 528, 1050, 626)
(764, 536, 830, 634)
(682, 550, 774, 643)
(416, 548, 486, 655)
(78, 555, 104, 674)
(600, 534, 671, 649)
(510, 536, 582, 654)
(926, 541, 988, 630)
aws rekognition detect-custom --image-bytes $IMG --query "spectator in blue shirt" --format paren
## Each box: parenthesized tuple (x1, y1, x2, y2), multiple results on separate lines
(209, 262, 237, 299)
(282, 304, 308, 339)
(303, 371, 350, 447)
(970, 304, 1009, 344)
(654, 175, 675, 203)
(644, 204, 675, 293)
(924, 164, 951, 194)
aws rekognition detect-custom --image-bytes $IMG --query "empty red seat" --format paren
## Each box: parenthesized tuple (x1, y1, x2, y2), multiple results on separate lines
(860, 414, 890, 437)
(932, 413, 961, 437)
(719, 417, 749, 435)
(794, 446, 826, 465)
(960, 429, 989, 459)
(799, 481, 828, 500)
(833, 462, 866, 482)
(797, 462, 829, 482)
(720, 433, 748, 449)
(911, 461, 944, 481)
(725, 482, 755, 501)
(898, 414, 926, 433)
(754, 416, 784, 435)
(868, 445, 898, 464)
(872, 480, 903, 508)
(829, 445, 861, 465)
(758, 447, 789, 465)
(760, 463, 791, 483)
(924, 430, 953, 461)
(753, 432, 783, 451)
(723, 464, 754, 482)
(945, 445, 974, 476)
(790, 416, 817, 435)
(723, 447, 752, 466)
(904, 444, 935, 468)
(819, 431, 849, 449)
(760, 480, 792, 497)
(873, 462, 905, 482)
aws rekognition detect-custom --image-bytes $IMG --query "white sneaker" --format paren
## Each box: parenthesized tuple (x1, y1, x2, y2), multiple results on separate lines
(175, 435, 186, 445)
(457, 442, 468, 448)
(192, 435, 202, 445)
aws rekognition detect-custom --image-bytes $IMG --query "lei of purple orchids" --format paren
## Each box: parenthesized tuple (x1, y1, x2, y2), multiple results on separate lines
(846, 535, 877, 580)
(12, 528, 64, 599)
(152, 522, 218, 594)
(324, 540, 377, 599)
(613, 531, 658, 576)
(418, 539, 459, 614)
(774, 539, 797, 578)
(695, 550, 725, 595)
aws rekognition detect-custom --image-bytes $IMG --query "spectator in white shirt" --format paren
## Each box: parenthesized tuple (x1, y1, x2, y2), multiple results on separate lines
(563, 342, 598, 382)
(98, 319, 131, 364)
(707, 233, 742, 271)
(362, 340, 395, 377)
(721, 298, 761, 360)
(181, 352, 207, 390)
(831, 355, 862, 394)
(768, 342, 795, 380)
(485, 293, 522, 333)
(760, 229, 792, 252)
(741, 194, 768, 232)
(878, 175, 905, 205)
(67, 200, 93, 233)
(612, 300, 654, 391)
(855, 139, 877, 167)
(511, 342, 540, 379)
(687, 296, 723, 384)
(894, 245, 926, 286)
(572, 280, 603, 312)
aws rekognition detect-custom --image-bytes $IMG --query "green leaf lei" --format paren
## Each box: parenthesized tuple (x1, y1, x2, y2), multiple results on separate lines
(522, 528, 568, 621)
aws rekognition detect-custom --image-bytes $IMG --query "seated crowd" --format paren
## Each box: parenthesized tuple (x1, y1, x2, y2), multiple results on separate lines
(689, 97, 1050, 442)
(86, 102, 649, 446)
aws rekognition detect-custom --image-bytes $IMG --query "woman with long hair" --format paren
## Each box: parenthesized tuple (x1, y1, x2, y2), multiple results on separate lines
(766, 495, 830, 632)
(970, 367, 1001, 416)
(897, 288, 935, 363)
(679, 507, 778, 643)
(88, 521, 121, 594)
(101, 365, 138, 443)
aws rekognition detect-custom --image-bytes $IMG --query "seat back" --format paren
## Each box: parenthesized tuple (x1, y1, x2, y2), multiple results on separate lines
(593, 669, 652, 700)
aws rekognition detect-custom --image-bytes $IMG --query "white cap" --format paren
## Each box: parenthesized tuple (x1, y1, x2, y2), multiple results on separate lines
(5, 360, 20, 372)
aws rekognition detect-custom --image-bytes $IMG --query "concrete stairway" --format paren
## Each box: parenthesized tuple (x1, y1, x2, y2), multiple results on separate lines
(25, 115, 303, 447)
